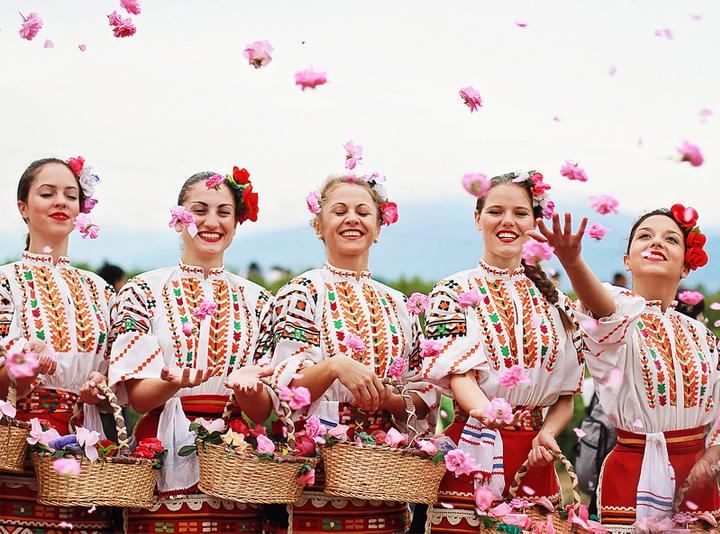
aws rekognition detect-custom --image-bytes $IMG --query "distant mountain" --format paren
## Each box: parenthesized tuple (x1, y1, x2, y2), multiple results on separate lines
(2, 200, 718, 291)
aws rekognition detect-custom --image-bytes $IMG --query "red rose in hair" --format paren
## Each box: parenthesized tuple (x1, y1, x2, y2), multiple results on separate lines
(239, 186, 259, 223)
(686, 231, 707, 249)
(67, 156, 85, 176)
(138, 438, 164, 453)
(379, 201, 399, 226)
(670, 204, 698, 229)
(229, 418, 250, 436)
(131, 446, 154, 459)
(685, 247, 708, 270)
(232, 166, 251, 185)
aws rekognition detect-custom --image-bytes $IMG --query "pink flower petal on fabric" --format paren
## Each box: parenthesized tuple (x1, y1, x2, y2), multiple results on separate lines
(19, 12, 43, 41)
(677, 140, 704, 167)
(43, 39, 54, 49)
(522, 485, 536, 496)
(53, 457, 81, 477)
(678, 290, 703, 306)
(120, 0, 142, 15)
(407, 292, 429, 315)
(484, 397, 514, 424)
(458, 289, 481, 309)
(420, 339, 442, 359)
(601, 367, 623, 394)
(559, 161, 589, 182)
(0, 400, 17, 419)
(344, 333, 365, 355)
(193, 298, 218, 321)
(521, 239, 555, 265)
(387, 357, 407, 378)
(632, 419, 643, 428)
(6, 351, 39, 379)
(459, 86, 483, 112)
(89, 505, 96, 513)
(588, 194, 619, 215)
(461, 173, 490, 198)
(685, 500, 699, 511)
(573, 428, 586, 438)
(256, 434, 276, 454)
(587, 223, 610, 241)
(295, 68, 327, 90)
(343, 141, 363, 170)
(306, 191, 321, 214)
(498, 365, 531, 388)
(474, 485, 495, 511)
(244, 40, 274, 69)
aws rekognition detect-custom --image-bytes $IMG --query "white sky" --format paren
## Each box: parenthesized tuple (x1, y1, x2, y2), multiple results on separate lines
(1, 0, 718, 246)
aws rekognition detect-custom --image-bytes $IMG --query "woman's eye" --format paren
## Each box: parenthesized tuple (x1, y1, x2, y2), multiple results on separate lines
(667, 237, 679, 244)
(334, 211, 345, 216)
(637, 233, 650, 239)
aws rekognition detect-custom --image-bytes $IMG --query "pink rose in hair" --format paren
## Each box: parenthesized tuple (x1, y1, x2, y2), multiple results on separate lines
(19, 12, 43, 41)
(380, 202, 399, 225)
(459, 86, 483, 112)
(244, 40, 274, 69)
(559, 161, 589, 182)
(677, 140, 704, 167)
(589, 195, 619, 215)
(587, 223, 610, 241)
(205, 174, 225, 190)
(306, 191, 321, 214)
(521, 239, 554, 265)
(80, 198, 98, 214)
(295, 68, 327, 90)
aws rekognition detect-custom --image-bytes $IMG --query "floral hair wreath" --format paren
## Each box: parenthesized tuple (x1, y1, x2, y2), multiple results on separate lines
(67, 156, 100, 214)
(305, 173, 399, 226)
(205, 166, 259, 224)
(669, 203, 708, 271)
(512, 170, 554, 219)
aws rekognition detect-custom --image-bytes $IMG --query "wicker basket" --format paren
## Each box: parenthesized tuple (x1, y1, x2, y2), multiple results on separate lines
(671, 471, 720, 532)
(321, 377, 446, 504)
(479, 452, 582, 534)
(33, 382, 158, 508)
(197, 378, 319, 504)
(0, 377, 30, 474)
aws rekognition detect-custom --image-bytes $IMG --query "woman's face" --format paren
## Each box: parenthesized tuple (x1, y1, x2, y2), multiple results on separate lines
(18, 163, 80, 244)
(624, 214, 688, 281)
(315, 182, 380, 259)
(181, 181, 237, 258)
(476, 183, 535, 265)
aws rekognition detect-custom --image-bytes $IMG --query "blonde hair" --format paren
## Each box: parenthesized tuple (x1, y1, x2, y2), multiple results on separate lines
(314, 174, 384, 225)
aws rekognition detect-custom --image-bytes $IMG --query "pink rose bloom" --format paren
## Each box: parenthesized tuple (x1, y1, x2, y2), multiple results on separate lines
(474, 485, 495, 511)
(295, 68, 327, 90)
(297, 467, 315, 487)
(279, 386, 312, 410)
(384, 428, 408, 448)
(205, 174, 225, 189)
(27, 418, 61, 446)
(6, 350, 39, 379)
(588, 194, 619, 215)
(78, 44, 87, 52)
(484, 397, 514, 425)
(256, 434, 276, 454)
(587, 223, 610, 241)
(521, 239, 555, 265)
(193, 298, 218, 321)
(459, 86, 482, 112)
(112, 18, 137, 38)
(542, 200, 555, 219)
(344, 333, 365, 355)
(74, 214, 100, 240)
(181, 323, 193, 336)
(461, 173, 490, 198)
(80, 198, 98, 214)
(343, 141, 363, 170)
(380, 202, 399, 226)
(0, 399, 17, 420)
(417, 440, 437, 455)
(328, 424, 349, 441)
(678, 290, 704, 306)
(502, 514, 533, 529)
(19, 12, 43, 41)
(445, 448, 478, 476)
(677, 140, 704, 167)
(387, 357, 406, 378)
(304, 416, 327, 444)
(406, 292, 429, 315)
(168, 206, 198, 237)
(420, 339, 441, 358)
(108, 11, 123, 26)
(498, 365, 531, 388)
(120, 0, 142, 15)
(306, 191, 321, 214)
(53, 457, 81, 477)
(559, 161, 589, 182)
(458, 289, 481, 309)
(244, 40, 274, 69)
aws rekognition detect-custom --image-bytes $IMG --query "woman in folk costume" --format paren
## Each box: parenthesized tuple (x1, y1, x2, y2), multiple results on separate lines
(0, 157, 116, 532)
(422, 172, 584, 533)
(534, 205, 719, 532)
(108, 168, 275, 533)
(269, 174, 438, 533)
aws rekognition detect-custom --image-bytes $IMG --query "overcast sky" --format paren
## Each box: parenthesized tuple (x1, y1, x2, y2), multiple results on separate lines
(2, 0, 718, 252)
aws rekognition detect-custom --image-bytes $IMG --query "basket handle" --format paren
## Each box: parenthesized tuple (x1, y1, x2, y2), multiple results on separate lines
(672, 462, 720, 513)
(6, 374, 18, 407)
(382, 377, 419, 447)
(68, 382, 130, 454)
(507, 451, 582, 509)
(220, 377, 299, 454)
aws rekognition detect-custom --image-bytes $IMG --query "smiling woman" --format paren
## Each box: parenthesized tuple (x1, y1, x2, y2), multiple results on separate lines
(107, 168, 276, 533)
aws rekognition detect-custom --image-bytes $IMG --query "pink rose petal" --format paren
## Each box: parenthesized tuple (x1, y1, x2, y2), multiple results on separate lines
(43, 39, 54, 49)
(515, 21, 527, 28)
(608, 65, 617, 76)
(573, 428, 586, 438)
(440, 502, 454, 509)
(522, 485, 535, 496)
(710, 302, 720, 311)
(632, 419, 643, 428)
(78, 44, 87, 52)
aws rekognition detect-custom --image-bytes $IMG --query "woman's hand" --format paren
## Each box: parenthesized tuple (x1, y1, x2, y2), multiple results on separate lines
(332, 356, 385, 412)
(78, 371, 108, 405)
(468, 408, 530, 430)
(224, 365, 274, 396)
(22, 340, 57, 377)
(528, 430, 561, 466)
(680, 446, 720, 496)
(160, 365, 223, 388)
(526, 212, 588, 268)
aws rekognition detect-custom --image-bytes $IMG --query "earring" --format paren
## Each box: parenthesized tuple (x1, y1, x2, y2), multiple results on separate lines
(373, 238, 379, 244)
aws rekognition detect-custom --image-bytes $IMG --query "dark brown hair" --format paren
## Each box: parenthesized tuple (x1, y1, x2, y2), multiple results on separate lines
(177, 172, 243, 222)
(17, 158, 86, 250)
(476, 172, 574, 333)
(625, 208, 686, 254)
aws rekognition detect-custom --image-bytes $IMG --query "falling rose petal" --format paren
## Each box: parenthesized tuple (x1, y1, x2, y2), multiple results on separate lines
(690, 13, 702, 21)
(601, 367, 623, 393)
(685, 500, 698, 511)
(587, 223, 610, 241)
(608, 65, 617, 76)
(714, 319, 720, 328)
(632, 419, 643, 428)
(42, 246, 53, 254)
(654, 28, 673, 40)
(677, 140, 704, 167)
(699, 108, 713, 122)
(573, 428, 586, 438)
(552, 116, 561, 122)
(580, 317, 599, 333)
(515, 21, 528, 28)
(59, 522, 73, 529)
(89, 504, 96, 513)
(440, 410, 448, 419)
(78, 44, 87, 52)
(638, 137, 644, 146)
(440, 502, 454, 509)
(522, 485, 535, 496)
(710, 302, 720, 311)
(43, 39, 54, 48)
(530, 314, 541, 327)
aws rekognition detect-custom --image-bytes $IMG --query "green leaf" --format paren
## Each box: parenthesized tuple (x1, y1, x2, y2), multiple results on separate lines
(178, 445, 198, 457)
(431, 451, 445, 466)
(188, 421, 201, 432)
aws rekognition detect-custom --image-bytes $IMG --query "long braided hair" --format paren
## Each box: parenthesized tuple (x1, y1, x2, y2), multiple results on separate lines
(476, 173, 575, 334)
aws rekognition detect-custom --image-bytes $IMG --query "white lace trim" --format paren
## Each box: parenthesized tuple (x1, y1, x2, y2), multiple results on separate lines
(292, 489, 402, 509)
(128, 493, 255, 513)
